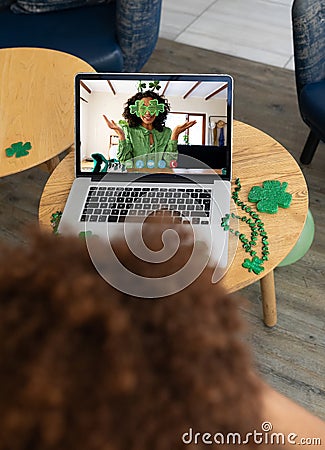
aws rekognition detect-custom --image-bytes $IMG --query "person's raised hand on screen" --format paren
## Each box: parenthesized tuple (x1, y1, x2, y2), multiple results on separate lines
(171, 120, 197, 141)
(103, 115, 125, 141)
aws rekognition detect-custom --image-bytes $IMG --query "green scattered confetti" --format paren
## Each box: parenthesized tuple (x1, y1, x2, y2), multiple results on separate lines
(5, 141, 32, 158)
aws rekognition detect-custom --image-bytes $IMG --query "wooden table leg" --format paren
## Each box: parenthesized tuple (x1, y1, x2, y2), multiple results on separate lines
(260, 270, 277, 327)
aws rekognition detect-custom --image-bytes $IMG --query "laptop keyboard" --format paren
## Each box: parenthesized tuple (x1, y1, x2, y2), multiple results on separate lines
(80, 186, 212, 225)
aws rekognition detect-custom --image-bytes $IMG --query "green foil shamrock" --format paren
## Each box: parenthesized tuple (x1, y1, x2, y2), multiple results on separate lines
(129, 99, 165, 117)
(248, 180, 292, 214)
(5, 141, 32, 158)
(242, 256, 265, 275)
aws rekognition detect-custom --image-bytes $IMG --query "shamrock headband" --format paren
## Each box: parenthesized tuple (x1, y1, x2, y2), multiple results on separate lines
(129, 99, 165, 118)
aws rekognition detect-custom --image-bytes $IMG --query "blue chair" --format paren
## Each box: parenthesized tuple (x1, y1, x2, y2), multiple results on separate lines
(0, 0, 162, 72)
(292, 0, 325, 164)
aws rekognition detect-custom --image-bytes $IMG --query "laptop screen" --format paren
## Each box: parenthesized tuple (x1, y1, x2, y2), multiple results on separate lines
(75, 73, 233, 181)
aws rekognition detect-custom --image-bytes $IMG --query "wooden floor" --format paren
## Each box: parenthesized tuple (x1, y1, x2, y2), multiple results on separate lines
(1, 39, 324, 419)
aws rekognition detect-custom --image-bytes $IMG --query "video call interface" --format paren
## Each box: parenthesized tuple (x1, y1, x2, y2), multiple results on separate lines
(78, 77, 232, 179)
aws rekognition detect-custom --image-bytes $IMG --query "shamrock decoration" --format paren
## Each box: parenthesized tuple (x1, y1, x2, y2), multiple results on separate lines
(129, 99, 165, 117)
(221, 178, 271, 276)
(129, 99, 145, 116)
(137, 80, 147, 92)
(50, 211, 62, 235)
(146, 99, 165, 115)
(242, 256, 265, 275)
(248, 180, 292, 214)
(149, 80, 161, 91)
(137, 80, 161, 92)
(5, 141, 32, 158)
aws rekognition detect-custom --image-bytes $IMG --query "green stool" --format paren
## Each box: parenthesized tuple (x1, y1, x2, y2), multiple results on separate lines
(278, 209, 315, 267)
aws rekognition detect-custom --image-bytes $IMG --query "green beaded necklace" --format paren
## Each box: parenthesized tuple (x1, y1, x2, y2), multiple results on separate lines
(221, 178, 269, 275)
(51, 210, 62, 235)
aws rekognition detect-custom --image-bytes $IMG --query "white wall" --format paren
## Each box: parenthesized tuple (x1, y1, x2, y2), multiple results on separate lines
(80, 92, 228, 159)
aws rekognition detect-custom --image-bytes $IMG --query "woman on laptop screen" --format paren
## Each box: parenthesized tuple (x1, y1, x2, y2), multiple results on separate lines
(103, 89, 196, 168)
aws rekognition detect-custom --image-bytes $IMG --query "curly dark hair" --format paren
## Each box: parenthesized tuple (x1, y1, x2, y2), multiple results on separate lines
(123, 90, 170, 132)
(0, 225, 273, 450)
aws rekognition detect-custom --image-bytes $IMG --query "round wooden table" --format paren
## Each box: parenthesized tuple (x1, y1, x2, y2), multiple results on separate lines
(39, 121, 308, 327)
(0, 48, 95, 177)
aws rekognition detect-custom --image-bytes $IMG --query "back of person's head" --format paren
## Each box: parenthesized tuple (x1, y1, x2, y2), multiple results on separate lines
(0, 226, 265, 450)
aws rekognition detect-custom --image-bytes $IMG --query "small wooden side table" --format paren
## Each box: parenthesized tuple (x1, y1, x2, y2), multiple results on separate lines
(0, 47, 95, 177)
(39, 121, 308, 327)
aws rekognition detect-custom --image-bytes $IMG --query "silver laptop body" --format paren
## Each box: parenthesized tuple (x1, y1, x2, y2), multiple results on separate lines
(58, 73, 233, 272)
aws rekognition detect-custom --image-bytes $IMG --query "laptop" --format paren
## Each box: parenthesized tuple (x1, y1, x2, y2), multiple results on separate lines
(58, 73, 233, 276)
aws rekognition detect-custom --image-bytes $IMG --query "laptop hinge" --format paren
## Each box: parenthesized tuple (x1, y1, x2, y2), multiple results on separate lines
(90, 173, 105, 182)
